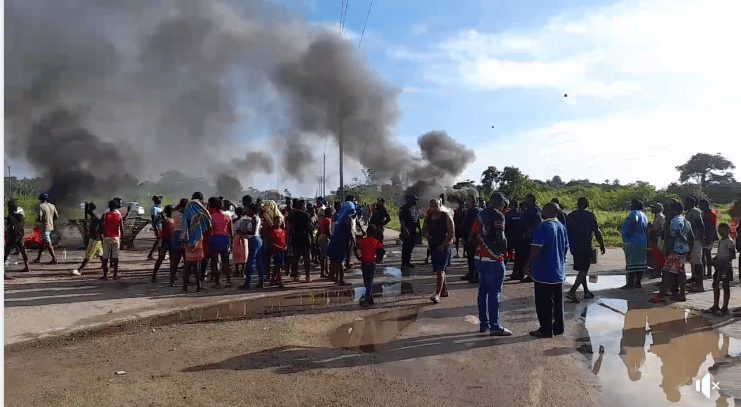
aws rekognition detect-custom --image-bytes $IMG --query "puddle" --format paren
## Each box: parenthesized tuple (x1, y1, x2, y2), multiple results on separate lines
(565, 275, 627, 291)
(581, 298, 740, 406)
(329, 307, 420, 352)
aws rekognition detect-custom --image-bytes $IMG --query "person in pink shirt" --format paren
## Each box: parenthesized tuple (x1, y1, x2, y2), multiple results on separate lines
(208, 197, 233, 288)
(100, 200, 124, 280)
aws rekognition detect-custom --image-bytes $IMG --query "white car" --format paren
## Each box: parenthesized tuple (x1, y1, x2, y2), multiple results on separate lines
(123, 202, 146, 217)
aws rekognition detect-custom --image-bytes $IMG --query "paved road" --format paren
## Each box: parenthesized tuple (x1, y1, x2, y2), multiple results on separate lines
(4, 228, 741, 406)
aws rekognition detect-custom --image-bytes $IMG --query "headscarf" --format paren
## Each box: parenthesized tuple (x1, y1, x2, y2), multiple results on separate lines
(336, 201, 356, 225)
(261, 200, 283, 228)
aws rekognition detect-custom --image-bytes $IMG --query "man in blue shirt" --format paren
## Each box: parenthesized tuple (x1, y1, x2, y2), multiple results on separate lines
(147, 195, 163, 260)
(525, 203, 569, 338)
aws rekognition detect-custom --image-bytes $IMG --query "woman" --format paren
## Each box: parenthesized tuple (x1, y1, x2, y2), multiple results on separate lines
(239, 203, 264, 289)
(424, 198, 454, 303)
(151, 205, 174, 283)
(326, 201, 355, 285)
(181, 192, 212, 292)
(621, 199, 649, 289)
(169, 198, 188, 287)
(231, 207, 248, 286)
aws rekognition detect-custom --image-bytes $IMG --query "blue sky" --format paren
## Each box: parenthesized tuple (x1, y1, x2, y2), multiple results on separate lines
(277, 0, 741, 191)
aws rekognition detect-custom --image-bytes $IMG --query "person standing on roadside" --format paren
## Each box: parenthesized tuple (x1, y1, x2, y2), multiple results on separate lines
(33, 193, 59, 264)
(399, 194, 421, 270)
(514, 194, 541, 282)
(551, 198, 567, 224)
(208, 197, 233, 288)
(181, 192, 212, 292)
(239, 203, 264, 289)
(705, 223, 735, 316)
(524, 203, 569, 338)
(504, 200, 522, 264)
(151, 205, 174, 282)
(168, 198, 188, 287)
(288, 199, 314, 283)
(425, 197, 454, 304)
(471, 193, 512, 336)
(460, 196, 482, 283)
(368, 197, 391, 263)
(147, 195, 163, 260)
(650, 201, 692, 303)
(100, 200, 124, 280)
(620, 199, 649, 289)
(354, 224, 384, 307)
(699, 199, 718, 279)
(5, 200, 30, 274)
(565, 197, 606, 302)
(684, 196, 706, 292)
(648, 203, 667, 272)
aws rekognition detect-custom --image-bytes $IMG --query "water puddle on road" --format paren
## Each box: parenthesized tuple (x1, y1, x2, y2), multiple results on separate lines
(329, 307, 420, 352)
(579, 298, 740, 406)
(565, 275, 626, 291)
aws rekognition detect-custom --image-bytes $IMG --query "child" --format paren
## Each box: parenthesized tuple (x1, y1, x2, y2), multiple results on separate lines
(151, 205, 174, 282)
(317, 208, 332, 278)
(354, 224, 384, 307)
(232, 207, 248, 284)
(269, 217, 286, 288)
(705, 223, 736, 316)
(100, 200, 124, 280)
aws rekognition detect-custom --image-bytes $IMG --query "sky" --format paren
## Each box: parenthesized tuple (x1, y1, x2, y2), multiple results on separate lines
(5, 0, 741, 195)
(278, 0, 741, 190)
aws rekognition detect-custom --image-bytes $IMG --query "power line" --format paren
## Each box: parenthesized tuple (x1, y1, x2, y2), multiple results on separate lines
(358, 0, 374, 48)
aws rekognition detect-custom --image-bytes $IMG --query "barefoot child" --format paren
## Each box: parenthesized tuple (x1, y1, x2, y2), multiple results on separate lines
(705, 223, 736, 315)
(269, 217, 287, 288)
(100, 200, 124, 280)
(354, 224, 384, 307)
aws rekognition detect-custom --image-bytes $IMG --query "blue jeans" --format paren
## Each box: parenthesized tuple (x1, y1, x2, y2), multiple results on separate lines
(245, 236, 264, 286)
(477, 259, 506, 331)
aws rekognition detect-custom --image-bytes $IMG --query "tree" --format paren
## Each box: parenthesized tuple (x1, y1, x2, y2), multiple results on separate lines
(498, 166, 529, 198)
(480, 166, 501, 197)
(547, 175, 564, 188)
(676, 153, 736, 188)
(361, 168, 378, 185)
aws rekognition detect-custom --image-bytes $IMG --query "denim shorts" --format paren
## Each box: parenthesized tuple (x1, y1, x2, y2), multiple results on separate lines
(430, 246, 452, 272)
(42, 231, 52, 243)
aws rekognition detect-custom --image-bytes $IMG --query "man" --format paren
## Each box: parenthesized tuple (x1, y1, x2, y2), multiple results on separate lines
(72, 202, 103, 276)
(565, 197, 606, 302)
(648, 203, 667, 273)
(425, 197, 454, 304)
(551, 198, 567, 224)
(5, 200, 30, 273)
(504, 199, 522, 264)
(399, 194, 421, 270)
(471, 193, 512, 336)
(513, 194, 541, 282)
(33, 193, 59, 264)
(100, 200, 124, 280)
(684, 196, 706, 292)
(147, 195, 163, 260)
(699, 199, 718, 279)
(368, 197, 391, 263)
(460, 196, 482, 283)
(288, 199, 314, 283)
(525, 203, 569, 338)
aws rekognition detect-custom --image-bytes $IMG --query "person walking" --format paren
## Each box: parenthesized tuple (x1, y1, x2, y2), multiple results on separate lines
(354, 224, 384, 307)
(471, 193, 512, 336)
(621, 199, 649, 289)
(151, 205, 174, 282)
(168, 198, 188, 287)
(71, 203, 103, 276)
(147, 195, 163, 260)
(524, 203, 569, 338)
(425, 198, 454, 304)
(5, 200, 30, 274)
(33, 193, 59, 264)
(399, 194, 421, 270)
(564, 197, 606, 302)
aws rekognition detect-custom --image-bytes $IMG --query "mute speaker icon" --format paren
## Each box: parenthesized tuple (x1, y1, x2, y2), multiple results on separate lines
(695, 373, 720, 399)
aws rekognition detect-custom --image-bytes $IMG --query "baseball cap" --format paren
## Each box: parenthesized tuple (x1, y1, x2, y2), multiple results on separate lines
(650, 202, 664, 211)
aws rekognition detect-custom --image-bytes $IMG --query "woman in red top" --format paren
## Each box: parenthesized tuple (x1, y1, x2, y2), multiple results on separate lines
(270, 217, 287, 288)
(151, 205, 174, 283)
(317, 208, 332, 278)
(208, 197, 233, 288)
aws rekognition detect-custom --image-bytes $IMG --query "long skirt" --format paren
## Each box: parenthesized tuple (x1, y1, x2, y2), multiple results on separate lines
(623, 242, 647, 273)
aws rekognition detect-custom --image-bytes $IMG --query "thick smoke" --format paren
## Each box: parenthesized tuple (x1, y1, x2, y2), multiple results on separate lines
(231, 151, 274, 173)
(5, 0, 475, 207)
(215, 173, 244, 200)
(405, 131, 477, 201)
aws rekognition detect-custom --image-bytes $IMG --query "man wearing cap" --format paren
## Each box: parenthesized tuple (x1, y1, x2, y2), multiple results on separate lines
(648, 203, 666, 272)
(33, 193, 59, 265)
(399, 194, 421, 270)
(565, 197, 606, 302)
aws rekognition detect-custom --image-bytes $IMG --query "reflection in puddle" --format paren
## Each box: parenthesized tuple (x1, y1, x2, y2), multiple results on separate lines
(565, 275, 626, 291)
(329, 307, 420, 352)
(352, 281, 413, 302)
(583, 299, 739, 406)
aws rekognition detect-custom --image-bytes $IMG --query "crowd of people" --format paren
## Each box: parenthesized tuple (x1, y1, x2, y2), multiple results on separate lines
(4, 190, 740, 336)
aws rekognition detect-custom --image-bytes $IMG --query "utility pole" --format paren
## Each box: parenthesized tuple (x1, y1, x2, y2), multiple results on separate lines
(7, 165, 12, 200)
(322, 153, 326, 197)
